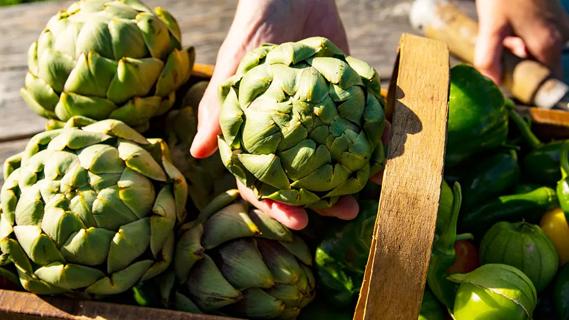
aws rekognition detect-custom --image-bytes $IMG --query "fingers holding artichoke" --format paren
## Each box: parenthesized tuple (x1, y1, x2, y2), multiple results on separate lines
(218, 37, 385, 209)
(0, 117, 187, 296)
(20, 0, 193, 132)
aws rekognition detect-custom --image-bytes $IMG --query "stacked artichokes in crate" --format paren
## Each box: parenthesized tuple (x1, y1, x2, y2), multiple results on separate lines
(0, 0, 390, 319)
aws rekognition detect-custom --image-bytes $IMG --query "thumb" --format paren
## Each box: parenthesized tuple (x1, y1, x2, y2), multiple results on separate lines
(190, 81, 222, 159)
(474, 1, 508, 84)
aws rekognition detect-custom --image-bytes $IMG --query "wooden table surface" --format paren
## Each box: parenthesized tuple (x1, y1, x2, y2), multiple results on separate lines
(0, 0, 475, 186)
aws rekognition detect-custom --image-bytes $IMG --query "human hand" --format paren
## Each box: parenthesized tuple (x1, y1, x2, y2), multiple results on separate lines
(475, 0, 569, 84)
(190, 0, 359, 229)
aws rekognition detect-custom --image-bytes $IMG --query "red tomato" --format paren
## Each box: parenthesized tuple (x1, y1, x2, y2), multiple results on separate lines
(447, 240, 479, 274)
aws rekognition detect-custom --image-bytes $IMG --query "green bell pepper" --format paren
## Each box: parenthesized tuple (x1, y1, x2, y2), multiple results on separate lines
(460, 186, 558, 236)
(507, 101, 566, 187)
(314, 200, 378, 306)
(427, 181, 462, 308)
(451, 149, 520, 211)
(446, 65, 508, 167)
(524, 140, 564, 186)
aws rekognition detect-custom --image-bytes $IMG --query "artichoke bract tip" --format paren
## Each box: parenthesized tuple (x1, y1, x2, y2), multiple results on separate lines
(218, 37, 386, 209)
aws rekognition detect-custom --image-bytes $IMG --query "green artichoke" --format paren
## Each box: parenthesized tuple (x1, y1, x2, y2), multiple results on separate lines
(20, 0, 193, 131)
(0, 117, 187, 296)
(166, 81, 235, 210)
(170, 190, 315, 319)
(218, 37, 385, 208)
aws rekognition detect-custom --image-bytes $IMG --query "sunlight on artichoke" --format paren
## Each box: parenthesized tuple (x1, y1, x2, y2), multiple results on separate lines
(0, 117, 187, 296)
(218, 37, 385, 208)
(20, 0, 193, 131)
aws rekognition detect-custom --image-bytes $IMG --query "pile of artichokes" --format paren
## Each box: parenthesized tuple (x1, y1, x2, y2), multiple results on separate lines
(0, 0, 389, 319)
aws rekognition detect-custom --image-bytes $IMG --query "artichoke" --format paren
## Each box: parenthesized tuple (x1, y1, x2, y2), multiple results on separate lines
(20, 0, 193, 131)
(0, 117, 187, 296)
(170, 190, 315, 319)
(218, 37, 385, 208)
(165, 81, 235, 210)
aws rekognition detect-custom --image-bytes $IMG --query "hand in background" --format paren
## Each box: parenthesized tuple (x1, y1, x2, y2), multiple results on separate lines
(190, 0, 357, 230)
(475, 0, 569, 84)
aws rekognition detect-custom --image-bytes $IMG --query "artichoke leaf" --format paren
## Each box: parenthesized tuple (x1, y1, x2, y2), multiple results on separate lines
(107, 57, 163, 103)
(248, 208, 292, 242)
(187, 255, 242, 311)
(155, 48, 191, 96)
(54, 92, 117, 122)
(64, 52, 117, 98)
(118, 141, 166, 181)
(257, 239, 302, 284)
(86, 259, 153, 295)
(108, 18, 148, 59)
(218, 239, 274, 290)
(22, 72, 59, 112)
(60, 227, 114, 266)
(107, 218, 151, 274)
(202, 203, 260, 249)
(149, 186, 176, 256)
(118, 168, 155, 219)
(13, 225, 64, 266)
(174, 224, 204, 282)
(237, 153, 290, 190)
(34, 262, 105, 290)
(230, 288, 285, 319)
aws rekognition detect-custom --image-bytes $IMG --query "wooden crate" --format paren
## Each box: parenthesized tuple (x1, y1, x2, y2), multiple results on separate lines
(0, 34, 450, 320)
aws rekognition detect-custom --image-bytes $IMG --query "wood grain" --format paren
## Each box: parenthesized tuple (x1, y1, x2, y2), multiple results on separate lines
(0, 289, 237, 320)
(355, 34, 449, 320)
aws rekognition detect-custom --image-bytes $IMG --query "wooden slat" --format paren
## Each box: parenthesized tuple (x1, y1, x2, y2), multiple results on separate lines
(516, 106, 569, 139)
(355, 34, 449, 320)
(0, 289, 237, 320)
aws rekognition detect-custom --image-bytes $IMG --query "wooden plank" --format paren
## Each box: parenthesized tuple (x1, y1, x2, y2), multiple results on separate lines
(0, 289, 237, 320)
(355, 34, 449, 320)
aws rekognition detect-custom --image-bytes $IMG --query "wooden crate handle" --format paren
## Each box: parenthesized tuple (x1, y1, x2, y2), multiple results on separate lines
(354, 33, 449, 320)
